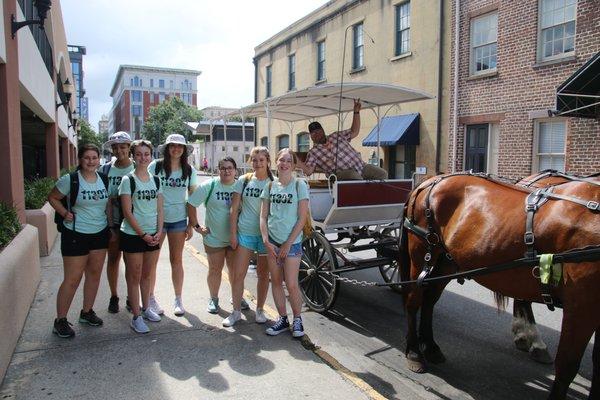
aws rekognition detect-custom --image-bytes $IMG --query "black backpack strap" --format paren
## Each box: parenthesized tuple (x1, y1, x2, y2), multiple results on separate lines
(69, 171, 79, 208)
(101, 163, 112, 176)
(128, 172, 136, 195)
(153, 176, 160, 190)
(98, 172, 109, 190)
(155, 160, 163, 176)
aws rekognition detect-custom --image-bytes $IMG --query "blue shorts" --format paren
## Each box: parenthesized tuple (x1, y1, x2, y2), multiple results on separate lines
(269, 237, 303, 258)
(238, 233, 266, 254)
(163, 219, 188, 233)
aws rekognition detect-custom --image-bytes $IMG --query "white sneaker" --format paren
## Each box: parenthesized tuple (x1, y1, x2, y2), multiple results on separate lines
(142, 308, 161, 322)
(230, 298, 250, 310)
(222, 311, 242, 327)
(130, 316, 150, 334)
(255, 309, 268, 324)
(174, 297, 185, 316)
(149, 296, 164, 315)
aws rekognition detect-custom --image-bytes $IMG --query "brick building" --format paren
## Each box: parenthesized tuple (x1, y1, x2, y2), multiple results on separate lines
(108, 65, 201, 138)
(449, 0, 599, 177)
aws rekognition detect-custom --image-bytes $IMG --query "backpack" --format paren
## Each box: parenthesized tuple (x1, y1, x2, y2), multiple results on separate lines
(154, 160, 192, 188)
(54, 171, 109, 233)
(204, 178, 216, 206)
(100, 162, 112, 176)
(267, 179, 313, 238)
(121, 172, 161, 218)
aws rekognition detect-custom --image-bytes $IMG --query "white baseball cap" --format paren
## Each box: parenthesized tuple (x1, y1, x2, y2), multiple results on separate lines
(158, 133, 194, 154)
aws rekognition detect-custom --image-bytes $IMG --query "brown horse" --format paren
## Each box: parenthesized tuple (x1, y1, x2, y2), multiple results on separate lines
(401, 173, 600, 400)
(512, 171, 600, 365)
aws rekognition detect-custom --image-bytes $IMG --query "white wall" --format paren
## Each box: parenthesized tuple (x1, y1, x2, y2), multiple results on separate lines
(0, 4, 6, 63)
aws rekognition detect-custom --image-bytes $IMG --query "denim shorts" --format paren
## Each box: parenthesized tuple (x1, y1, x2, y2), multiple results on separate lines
(163, 219, 188, 233)
(238, 233, 266, 254)
(269, 237, 303, 258)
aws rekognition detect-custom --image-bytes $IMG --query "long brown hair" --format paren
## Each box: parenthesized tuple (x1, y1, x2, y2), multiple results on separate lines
(161, 144, 191, 180)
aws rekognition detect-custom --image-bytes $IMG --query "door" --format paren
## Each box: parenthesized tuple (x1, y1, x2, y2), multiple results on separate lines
(465, 124, 488, 173)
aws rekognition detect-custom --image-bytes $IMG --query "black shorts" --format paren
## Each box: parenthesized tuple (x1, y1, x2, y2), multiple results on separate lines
(61, 227, 110, 257)
(119, 232, 160, 254)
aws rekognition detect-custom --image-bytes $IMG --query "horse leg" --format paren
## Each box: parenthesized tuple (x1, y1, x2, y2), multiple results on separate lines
(512, 299, 553, 364)
(404, 283, 427, 373)
(590, 329, 599, 400)
(548, 315, 595, 400)
(419, 283, 447, 364)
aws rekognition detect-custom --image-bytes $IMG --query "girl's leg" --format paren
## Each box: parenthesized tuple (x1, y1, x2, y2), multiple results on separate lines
(57, 256, 87, 318)
(141, 250, 161, 310)
(255, 254, 270, 310)
(106, 234, 121, 298)
(283, 256, 302, 317)
(166, 231, 186, 298)
(123, 252, 143, 316)
(268, 255, 287, 317)
(148, 233, 167, 300)
(206, 249, 226, 298)
(231, 246, 253, 311)
(82, 249, 107, 312)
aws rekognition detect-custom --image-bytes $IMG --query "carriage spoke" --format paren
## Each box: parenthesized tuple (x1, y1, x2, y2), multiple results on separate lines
(318, 274, 333, 288)
(315, 249, 326, 270)
(299, 274, 311, 285)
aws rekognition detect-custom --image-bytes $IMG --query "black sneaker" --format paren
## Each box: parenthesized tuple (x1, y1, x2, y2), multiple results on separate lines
(53, 318, 75, 338)
(266, 316, 290, 336)
(108, 295, 119, 313)
(79, 309, 103, 326)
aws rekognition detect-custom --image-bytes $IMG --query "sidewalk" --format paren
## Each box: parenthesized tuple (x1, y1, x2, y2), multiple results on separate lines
(0, 237, 370, 400)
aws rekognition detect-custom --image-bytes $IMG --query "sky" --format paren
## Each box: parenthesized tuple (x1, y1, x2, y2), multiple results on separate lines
(61, 0, 329, 131)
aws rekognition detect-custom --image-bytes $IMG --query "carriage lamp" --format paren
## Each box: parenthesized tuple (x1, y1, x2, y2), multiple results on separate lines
(11, 0, 52, 39)
(56, 79, 75, 109)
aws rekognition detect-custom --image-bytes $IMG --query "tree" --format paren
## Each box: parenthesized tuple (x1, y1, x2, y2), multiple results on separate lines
(77, 119, 102, 148)
(142, 96, 203, 147)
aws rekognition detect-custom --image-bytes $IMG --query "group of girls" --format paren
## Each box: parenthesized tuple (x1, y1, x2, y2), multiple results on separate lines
(49, 131, 309, 338)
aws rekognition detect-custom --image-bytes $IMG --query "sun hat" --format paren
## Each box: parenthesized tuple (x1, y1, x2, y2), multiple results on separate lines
(158, 133, 194, 154)
(103, 131, 132, 150)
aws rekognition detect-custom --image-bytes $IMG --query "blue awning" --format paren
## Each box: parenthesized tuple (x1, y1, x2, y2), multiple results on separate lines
(362, 113, 420, 147)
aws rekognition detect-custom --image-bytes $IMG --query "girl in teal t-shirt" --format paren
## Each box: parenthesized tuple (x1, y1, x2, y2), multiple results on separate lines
(188, 157, 237, 315)
(47, 144, 111, 338)
(260, 148, 310, 338)
(147, 134, 198, 317)
(224, 146, 274, 327)
(119, 140, 164, 334)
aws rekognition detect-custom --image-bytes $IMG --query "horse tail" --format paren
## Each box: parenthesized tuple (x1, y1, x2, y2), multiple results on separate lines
(494, 292, 509, 312)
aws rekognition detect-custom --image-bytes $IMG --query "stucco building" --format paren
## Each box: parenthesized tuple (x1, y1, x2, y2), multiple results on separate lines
(449, 0, 599, 177)
(253, 0, 451, 178)
(108, 65, 201, 138)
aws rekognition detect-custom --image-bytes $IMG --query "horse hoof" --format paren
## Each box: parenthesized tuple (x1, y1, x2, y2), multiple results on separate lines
(529, 347, 553, 365)
(407, 358, 427, 373)
(514, 337, 531, 353)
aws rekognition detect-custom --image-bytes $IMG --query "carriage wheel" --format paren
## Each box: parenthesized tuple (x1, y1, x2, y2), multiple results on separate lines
(299, 231, 340, 312)
(378, 225, 403, 294)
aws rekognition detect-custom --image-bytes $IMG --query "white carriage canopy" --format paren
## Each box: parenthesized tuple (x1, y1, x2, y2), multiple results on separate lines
(555, 51, 600, 119)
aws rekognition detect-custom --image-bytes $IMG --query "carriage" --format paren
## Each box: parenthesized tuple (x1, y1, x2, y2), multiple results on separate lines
(223, 82, 433, 312)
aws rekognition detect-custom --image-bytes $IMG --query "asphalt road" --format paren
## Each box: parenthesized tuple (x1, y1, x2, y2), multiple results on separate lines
(189, 174, 595, 400)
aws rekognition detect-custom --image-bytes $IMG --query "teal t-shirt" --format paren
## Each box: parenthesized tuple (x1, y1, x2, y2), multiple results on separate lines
(148, 160, 198, 223)
(55, 171, 109, 234)
(260, 177, 309, 245)
(118, 174, 162, 236)
(102, 161, 135, 225)
(234, 174, 272, 236)
(188, 178, 236, 248)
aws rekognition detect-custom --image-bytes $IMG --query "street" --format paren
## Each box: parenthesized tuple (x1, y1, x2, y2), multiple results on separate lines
(188, 174, 595, 400)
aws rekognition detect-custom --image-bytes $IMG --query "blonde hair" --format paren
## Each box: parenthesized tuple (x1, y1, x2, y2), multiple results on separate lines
(248, 146, 274, 180)
(276, 148, 297, 167)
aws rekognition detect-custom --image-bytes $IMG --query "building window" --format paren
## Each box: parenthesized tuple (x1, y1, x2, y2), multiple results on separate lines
(159, 92, 166, 102)
(539, 0, 576, 61)
(131, 90, 142, 102)
(353, 23, 364, 70)
(265, 65, 272, 98)
(233, 146, 239, 152)
(277, 134, 290, 151)
(182, 93, 192, 104)
(260, 137, 268, 147)
(395, 2, 411, 56)
(150, 79, 154, 87)
(221, 146, 226, 152)
(470, 12, 498, 75)
(317, 41, 326, 81)
(297, 132, 310, 153)
(465, 124, 489, 173)
(132, 76, 140, 87)
(288, 54, 296, 91)
(170, 80, 174, 89)
(535, 120, 566, 172)
(132, 105, 142, 116)
(159, 79, 165, 88)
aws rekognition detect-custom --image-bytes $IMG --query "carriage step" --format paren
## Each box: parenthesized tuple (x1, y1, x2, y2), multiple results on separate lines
(347, 240, 398, 252)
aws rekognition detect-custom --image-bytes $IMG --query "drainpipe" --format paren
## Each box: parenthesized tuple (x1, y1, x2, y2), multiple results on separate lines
(435, 0, 445, 174)
(451, 0, 460, 173)
(253, 57, 258, 146)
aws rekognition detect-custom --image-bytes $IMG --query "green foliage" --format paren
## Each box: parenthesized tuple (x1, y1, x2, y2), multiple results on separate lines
(24, 177, 56, 210)
(0, 202, 22, 250)
(60, 166, 77, 176)
(142, 96, 203, 147)
(77, 119, 102, 148)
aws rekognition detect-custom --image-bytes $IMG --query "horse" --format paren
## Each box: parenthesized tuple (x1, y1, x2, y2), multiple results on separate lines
(400, 172, 600, 400)
(511, 170, 600, 365)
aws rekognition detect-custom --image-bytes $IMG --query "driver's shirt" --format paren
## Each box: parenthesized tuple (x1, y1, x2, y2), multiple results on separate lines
(305, 129, 364, 174)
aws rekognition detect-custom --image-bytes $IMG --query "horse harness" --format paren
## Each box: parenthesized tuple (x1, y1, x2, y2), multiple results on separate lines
(403, 172, 600, 310)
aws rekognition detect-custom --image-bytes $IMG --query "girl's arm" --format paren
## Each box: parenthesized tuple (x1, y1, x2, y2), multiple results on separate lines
(260, 198, 277, 259)
(229, 192, 241, 249)
(153, 194, 164, 244)
(121, 194, 153, 245)
(48, 187, 73, 222)
(278, 198, 308, 261)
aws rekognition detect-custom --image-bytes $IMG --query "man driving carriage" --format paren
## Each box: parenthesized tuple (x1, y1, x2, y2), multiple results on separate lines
(298, 99, 388, 180)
